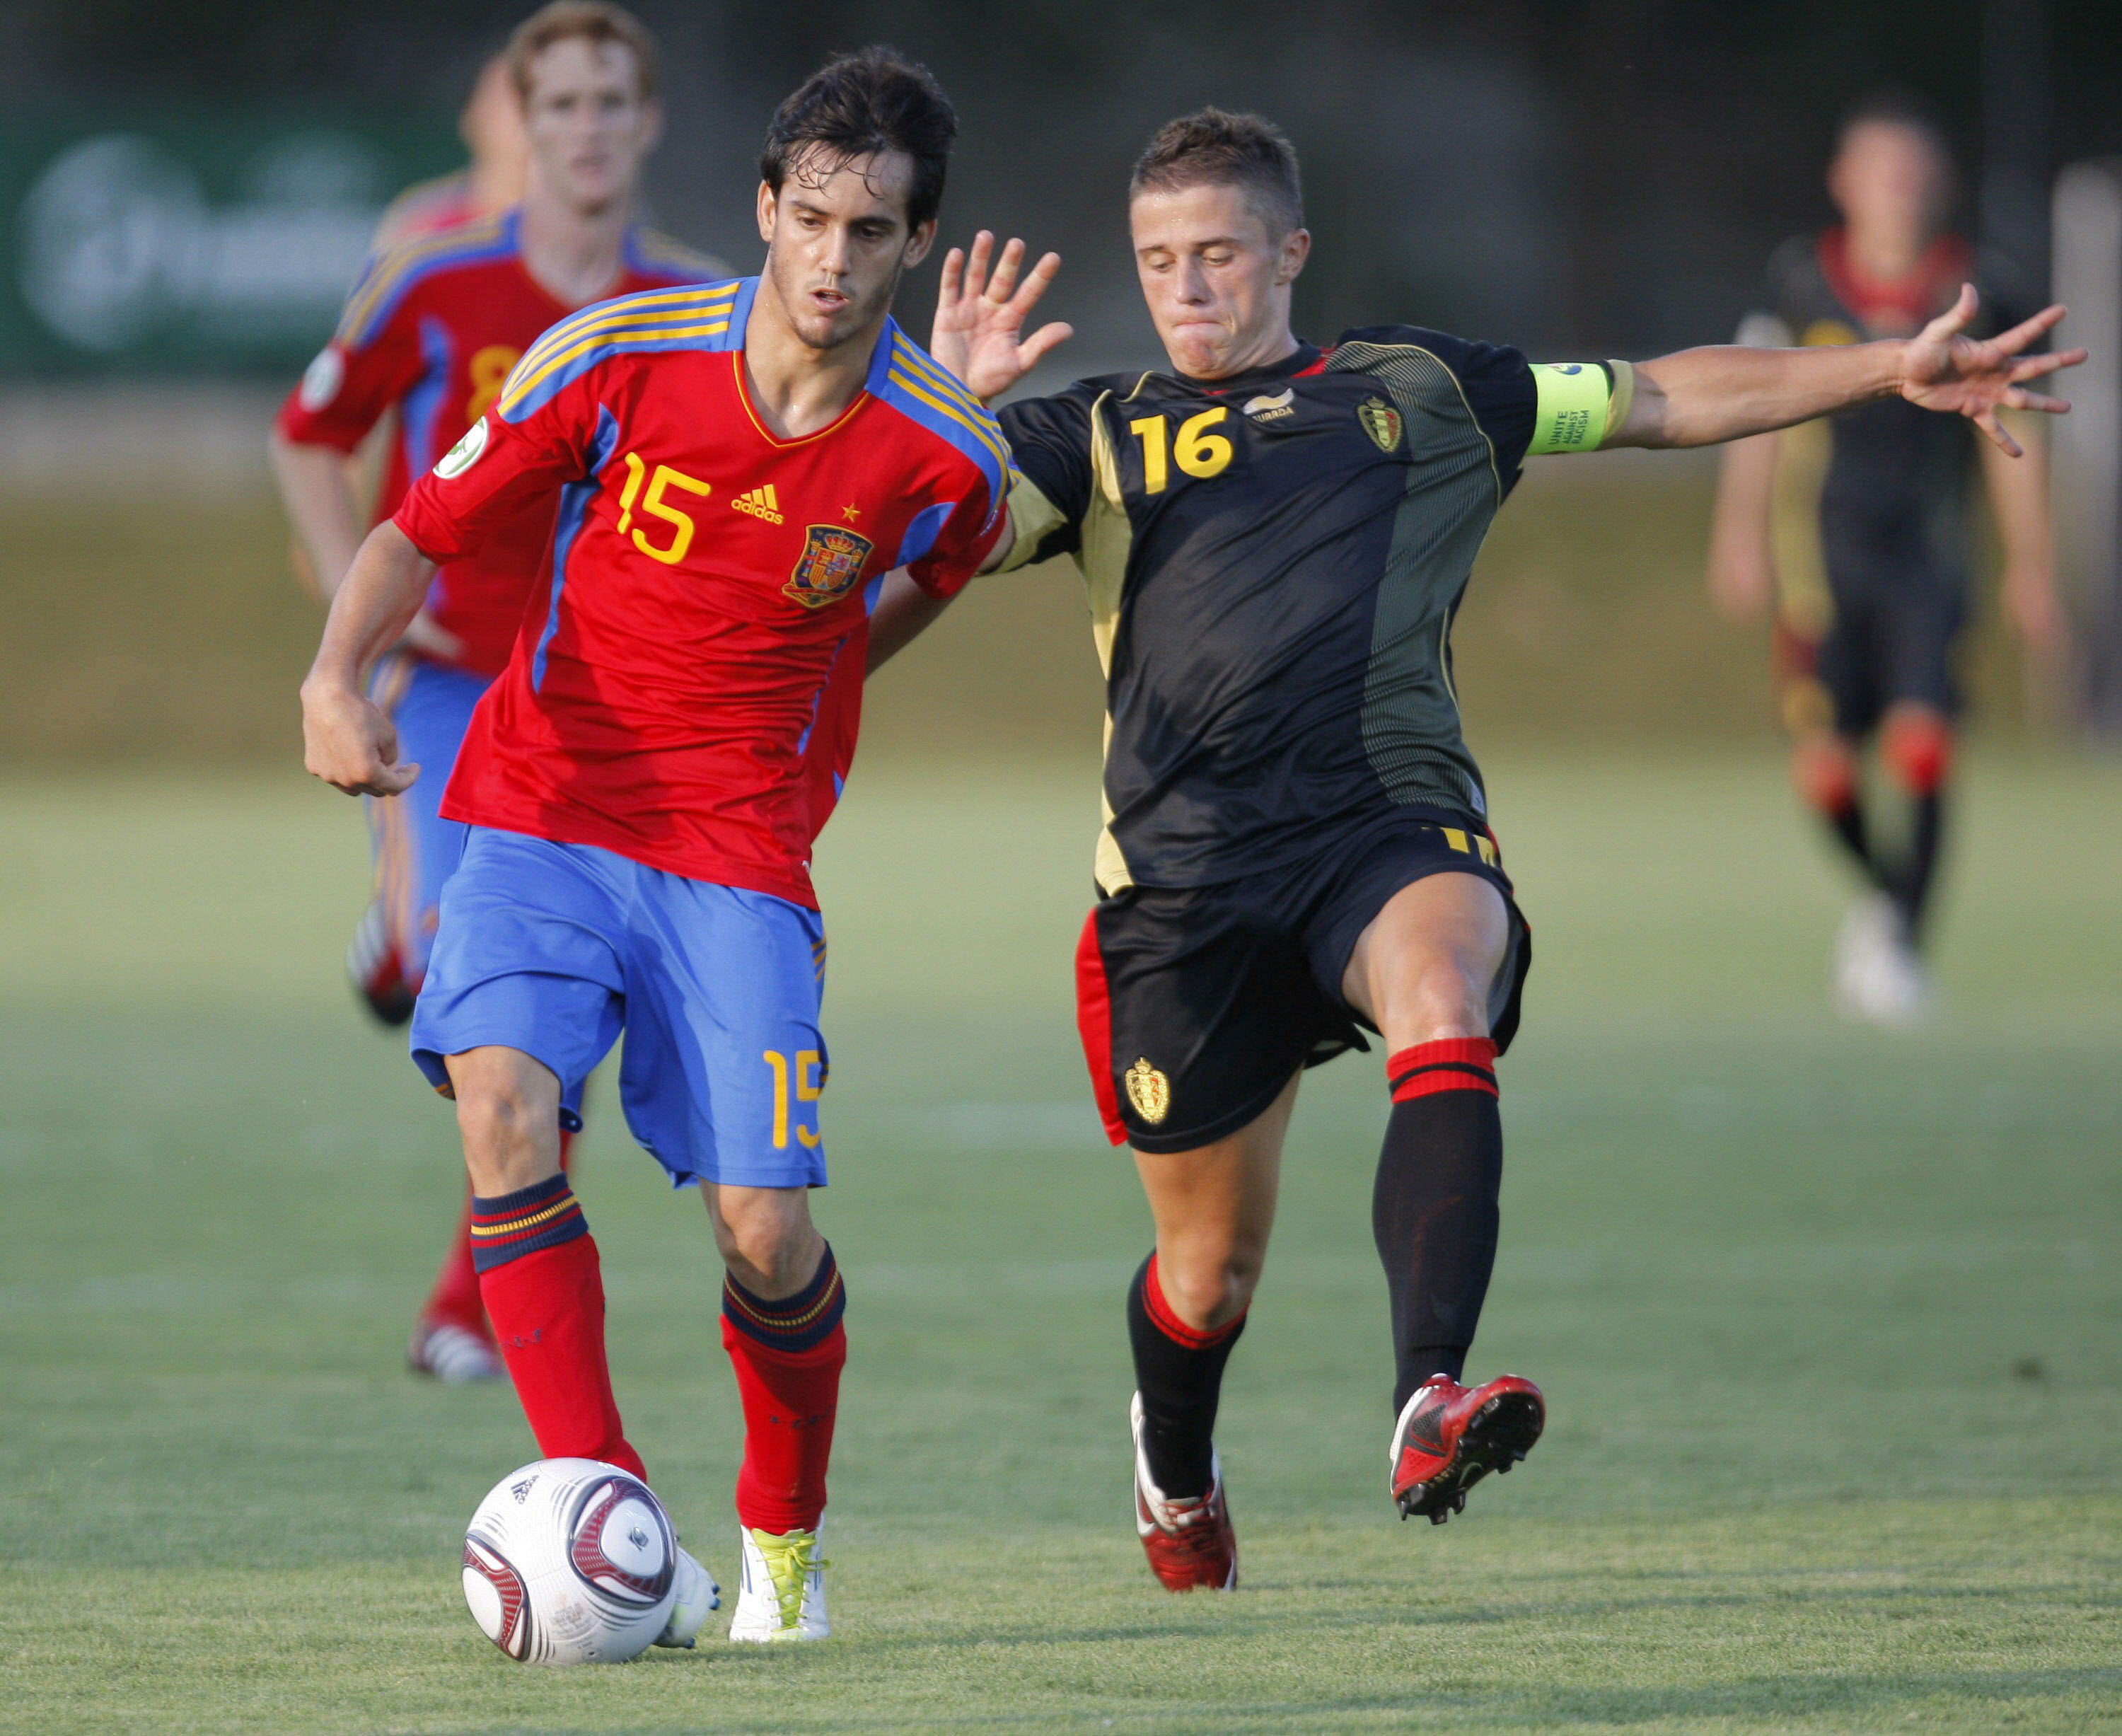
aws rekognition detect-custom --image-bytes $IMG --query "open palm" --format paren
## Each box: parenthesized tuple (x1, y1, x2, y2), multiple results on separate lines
(1901, 284, 2086, 456)
(930, 231, 1072, 404)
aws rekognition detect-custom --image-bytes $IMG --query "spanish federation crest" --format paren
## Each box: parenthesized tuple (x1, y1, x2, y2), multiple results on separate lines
(1357, 396, 1403, 453)
(1124, 1058, 1171, 1125)
(784, 523, 876, 609)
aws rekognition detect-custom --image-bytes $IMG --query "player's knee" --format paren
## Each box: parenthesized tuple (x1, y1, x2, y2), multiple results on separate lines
(1159, 1244, 1261, 1329)
(705, 1185, 818, 1293)
(1882, 707, 1952, 796)
(453, 1085, 541, 1162)
(1791, 734, 1859, 814)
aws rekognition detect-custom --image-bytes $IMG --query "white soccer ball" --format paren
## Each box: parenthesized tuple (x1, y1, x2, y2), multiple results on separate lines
(460, 1457, 678, 1665)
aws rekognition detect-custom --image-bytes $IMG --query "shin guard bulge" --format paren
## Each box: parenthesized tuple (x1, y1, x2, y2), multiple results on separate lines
(429, 1130, 576, 1337)
(1127, 1253, 1248, 1500)
(1377, 1039, 1504, 1414)
(472, 1176, 644, 1479)
(721, 1244, 847, 1535)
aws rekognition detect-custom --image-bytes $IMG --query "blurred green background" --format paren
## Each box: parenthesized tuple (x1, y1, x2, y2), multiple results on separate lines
(0, 451, 2053, 769)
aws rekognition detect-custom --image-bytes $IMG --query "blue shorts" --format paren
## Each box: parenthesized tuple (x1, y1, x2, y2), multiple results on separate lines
(410, 827, 830, 1190)
(366, 653, 489, 980)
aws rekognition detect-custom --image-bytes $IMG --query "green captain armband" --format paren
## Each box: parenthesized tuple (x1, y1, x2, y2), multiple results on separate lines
(1527, 360, 1633, 455)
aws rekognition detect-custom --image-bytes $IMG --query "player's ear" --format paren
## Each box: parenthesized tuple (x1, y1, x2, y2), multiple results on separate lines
(1276, 227, 1311, 286)
(636, 98, 663, 154)
(756, 180, 778, 245)
(902, 217, 937, 271)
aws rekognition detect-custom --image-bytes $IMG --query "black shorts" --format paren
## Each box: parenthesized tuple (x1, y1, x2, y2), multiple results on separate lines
(1783, 587, 1964, 739)
(1074, 811, 1531, 1154)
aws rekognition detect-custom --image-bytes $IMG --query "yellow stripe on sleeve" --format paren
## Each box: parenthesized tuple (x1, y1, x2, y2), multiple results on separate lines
(886, 367, 1013, 470)
(509, 284, 737, 384)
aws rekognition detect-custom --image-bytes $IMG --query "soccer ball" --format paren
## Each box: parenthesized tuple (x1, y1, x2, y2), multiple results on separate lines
(460, 1458, 678, 1664)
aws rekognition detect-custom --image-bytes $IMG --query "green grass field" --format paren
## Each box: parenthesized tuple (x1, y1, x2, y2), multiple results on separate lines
(1, 752, 2117, 1732)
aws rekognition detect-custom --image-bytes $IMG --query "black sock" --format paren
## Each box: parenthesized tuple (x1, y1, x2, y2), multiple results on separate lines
(1891, 788, 1945, 944)
(1823, 797, 1889, 890)
(1127, 1254, 1246, 1500)
(1377, 1041, 1504, 1416)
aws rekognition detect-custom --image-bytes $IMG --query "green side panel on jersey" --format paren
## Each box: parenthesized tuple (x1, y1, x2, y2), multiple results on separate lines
(1328, 341, 1504, 821)
(1527, 362, 1615, 454)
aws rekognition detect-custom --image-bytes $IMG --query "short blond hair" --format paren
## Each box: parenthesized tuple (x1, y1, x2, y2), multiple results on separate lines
(506, 1, 659, 103)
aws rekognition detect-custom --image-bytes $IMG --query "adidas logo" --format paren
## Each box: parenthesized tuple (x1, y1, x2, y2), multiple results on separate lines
(731, 484, 784, 524)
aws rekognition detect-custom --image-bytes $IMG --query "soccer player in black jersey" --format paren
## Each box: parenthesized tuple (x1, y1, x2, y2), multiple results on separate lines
(1708, 96, 2065, 1025)
(869, 110, 2080, 1591)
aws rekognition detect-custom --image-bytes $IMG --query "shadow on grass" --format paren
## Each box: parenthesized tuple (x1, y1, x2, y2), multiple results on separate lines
(438, 1664, 2122, 1734)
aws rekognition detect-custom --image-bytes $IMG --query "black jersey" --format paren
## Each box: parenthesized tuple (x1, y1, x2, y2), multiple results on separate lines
(1745, 230, 2033, 610)
(998, 330, 1621, 892)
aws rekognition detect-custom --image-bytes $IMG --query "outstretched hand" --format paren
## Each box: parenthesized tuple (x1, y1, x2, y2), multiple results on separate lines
(1901, 284, 2086, 456)
(931, 231, 1072, 405)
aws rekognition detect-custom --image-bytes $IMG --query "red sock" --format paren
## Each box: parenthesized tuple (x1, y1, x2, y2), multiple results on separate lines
(720, 1246, 847, 1534)
(426, 1133, 574, 1341)
(475, 1195, 643, 1481)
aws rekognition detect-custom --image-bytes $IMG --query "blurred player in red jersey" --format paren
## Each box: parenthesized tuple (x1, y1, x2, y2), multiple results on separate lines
(1708, 96, 2065, 1024)
(299, 49, 1014, 1645)
(375, 52, 532, 245)
(271, 1, 726, 1385)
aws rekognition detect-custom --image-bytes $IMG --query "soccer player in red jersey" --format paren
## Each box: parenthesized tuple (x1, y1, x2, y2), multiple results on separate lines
(299, 49, 1012, 1644)
(271, 2, 724, 1385)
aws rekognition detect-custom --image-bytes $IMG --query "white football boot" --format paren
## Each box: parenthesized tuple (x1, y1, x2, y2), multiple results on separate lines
(1833, 893, 1935, 1028)
(729, 1524, 830, 1641)
(652, 1544, 721, 1648)
(407, 1319, 503, 1384)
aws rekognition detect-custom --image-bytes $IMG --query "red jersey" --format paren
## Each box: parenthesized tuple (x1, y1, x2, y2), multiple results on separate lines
(277, 209, 724, 677)
(393, 278, 1012, 905)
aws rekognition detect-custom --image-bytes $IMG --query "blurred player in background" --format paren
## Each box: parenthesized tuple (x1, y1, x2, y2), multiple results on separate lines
(1707, 95, 2065, 1026)
(301, 47, 1010, 1645)
(902, 108, 2079, 1592)
(375, 52, 532, 245)
(270, 0, 724, 1384)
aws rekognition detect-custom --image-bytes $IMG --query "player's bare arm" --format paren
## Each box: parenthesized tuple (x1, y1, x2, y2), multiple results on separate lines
(1976, 416, 2066, 653)
(1611, 287, 2083, 453)
(267, 434, 368, 602)
(1705, 432, 1779, 618)
(927, 229, 1072, 574)
(861, 569, 951, 673)
(298, 521, 436, 797)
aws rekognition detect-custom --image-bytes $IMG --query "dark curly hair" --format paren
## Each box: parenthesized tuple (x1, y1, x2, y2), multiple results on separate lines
(760, 47, 958, 231)
(1130, 108, 1304, 236)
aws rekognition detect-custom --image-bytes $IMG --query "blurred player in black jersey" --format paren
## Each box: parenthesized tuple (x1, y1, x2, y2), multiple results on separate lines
(865, 111, 2080, 1590)
(1708, 96, 2065, 1025)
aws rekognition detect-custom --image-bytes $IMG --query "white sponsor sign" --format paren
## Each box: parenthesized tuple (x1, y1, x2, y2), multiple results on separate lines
(17, 132, 388, 354)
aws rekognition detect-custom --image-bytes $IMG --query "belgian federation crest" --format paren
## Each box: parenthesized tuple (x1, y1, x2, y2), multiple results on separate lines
(1124, 1058, 1171, 1125)
(1357, 396, 1403, 453)
(784, 523, 875, 609)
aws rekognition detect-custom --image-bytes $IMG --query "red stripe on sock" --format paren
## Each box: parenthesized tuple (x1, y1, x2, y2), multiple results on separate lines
(1142, 1253, 1246, 1351)
(1388, 1038, 1500, 1103)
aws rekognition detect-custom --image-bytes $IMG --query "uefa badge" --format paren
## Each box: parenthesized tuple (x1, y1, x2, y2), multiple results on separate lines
(1124, 1058, 1171, 1125)
(298, 346, 344, 411)
(1357, 396, 1403, 454)
(434, 417, 490, 480)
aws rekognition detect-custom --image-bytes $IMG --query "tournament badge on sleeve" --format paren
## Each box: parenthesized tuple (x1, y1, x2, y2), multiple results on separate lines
(784, 524, 876, 608)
